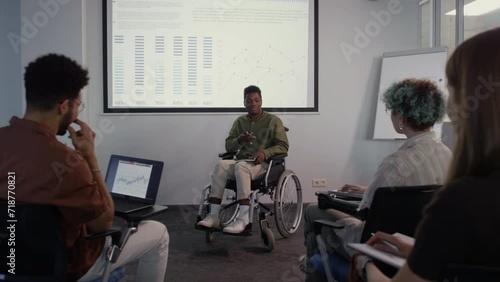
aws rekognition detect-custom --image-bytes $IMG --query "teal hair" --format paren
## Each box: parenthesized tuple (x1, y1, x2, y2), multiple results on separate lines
(383, 79, 445, 131)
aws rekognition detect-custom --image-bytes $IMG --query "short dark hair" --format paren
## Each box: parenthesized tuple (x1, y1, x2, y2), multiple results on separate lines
(383, 79, 445, 131)
(24, 53, 89, 110)
(244, 85, 261, 99)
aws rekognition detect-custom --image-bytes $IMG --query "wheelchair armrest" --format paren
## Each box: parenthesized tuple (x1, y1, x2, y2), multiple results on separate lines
(313, 219, 344, 235)
(267, 153, 288, 161)
(218, 152, 237, 159)
(86, 228, 122, 246)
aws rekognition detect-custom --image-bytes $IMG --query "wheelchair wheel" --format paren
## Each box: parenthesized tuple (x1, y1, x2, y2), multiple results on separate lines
(261, 225, 275, 252)
(274, 170, 303, 238)
(219, 189, 239, 226)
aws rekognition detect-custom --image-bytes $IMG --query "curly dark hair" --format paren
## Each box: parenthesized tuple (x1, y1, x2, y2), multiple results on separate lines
(244, 85, 261, 99)
(383, 78, 445, 131)
(24, 53, 89, 110)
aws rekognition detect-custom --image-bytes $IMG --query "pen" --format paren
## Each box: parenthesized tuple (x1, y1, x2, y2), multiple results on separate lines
(371, 233, 398, 251)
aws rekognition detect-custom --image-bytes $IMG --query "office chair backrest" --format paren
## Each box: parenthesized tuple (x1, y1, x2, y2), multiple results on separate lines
(0, 202, 66, 281)
(360, 185, 441, 243)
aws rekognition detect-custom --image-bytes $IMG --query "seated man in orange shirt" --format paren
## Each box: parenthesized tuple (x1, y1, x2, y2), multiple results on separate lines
(0, 54, 169, 282)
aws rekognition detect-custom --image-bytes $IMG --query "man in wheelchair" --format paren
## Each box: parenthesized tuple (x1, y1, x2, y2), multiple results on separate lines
(197, 85, 289, 234)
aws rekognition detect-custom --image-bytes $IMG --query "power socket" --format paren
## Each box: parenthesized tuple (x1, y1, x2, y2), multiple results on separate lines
(312, 178, 327, 187)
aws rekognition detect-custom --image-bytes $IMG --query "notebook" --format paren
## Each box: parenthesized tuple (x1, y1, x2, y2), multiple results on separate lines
(104, 154, 164, 214)
(348, 233, 415, 269)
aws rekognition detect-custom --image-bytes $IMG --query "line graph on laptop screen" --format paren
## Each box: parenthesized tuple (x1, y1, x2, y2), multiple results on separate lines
(112, 160, 153, 198)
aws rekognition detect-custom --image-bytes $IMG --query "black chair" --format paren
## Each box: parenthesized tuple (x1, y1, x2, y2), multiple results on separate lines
(0, 202, 123, 282)
(440, 263, 500, 282)
(0, 204, 66, 282)
(359, 185, 440, 243)
(313, 185, 441, 282)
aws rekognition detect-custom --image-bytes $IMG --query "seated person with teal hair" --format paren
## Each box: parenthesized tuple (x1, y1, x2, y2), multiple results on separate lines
(300, 79, 453, 282)
(354, 26, 500, 282)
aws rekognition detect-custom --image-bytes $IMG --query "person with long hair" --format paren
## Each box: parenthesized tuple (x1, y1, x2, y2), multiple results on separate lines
(354, 27, 500, 282)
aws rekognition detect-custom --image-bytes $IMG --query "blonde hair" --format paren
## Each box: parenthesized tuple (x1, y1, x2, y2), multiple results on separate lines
(446, 27, 500, 181)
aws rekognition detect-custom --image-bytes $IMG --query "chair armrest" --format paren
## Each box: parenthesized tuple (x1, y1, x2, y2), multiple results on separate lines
(218, 152, 236, 159)
(316, 193, 368, 220)
(357, 208, 368, 221)
(86, 228, 122, 245)
(313, 219, 344, 234)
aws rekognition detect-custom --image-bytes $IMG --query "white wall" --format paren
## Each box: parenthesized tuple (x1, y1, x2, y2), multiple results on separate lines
(18, 0, 86, 145)
(0, 0, 22, 127)
(4, 0, 420, 205)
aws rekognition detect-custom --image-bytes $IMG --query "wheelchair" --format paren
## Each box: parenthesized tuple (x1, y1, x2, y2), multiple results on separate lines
(195, 152, 303, 251)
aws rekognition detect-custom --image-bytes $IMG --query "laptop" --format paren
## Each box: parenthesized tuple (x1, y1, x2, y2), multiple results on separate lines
(104, 154, 164, 214)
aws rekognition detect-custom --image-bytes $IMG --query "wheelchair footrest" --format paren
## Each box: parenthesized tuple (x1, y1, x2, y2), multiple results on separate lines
(195, 224, 223, 232)
(222, 223, 253, 236)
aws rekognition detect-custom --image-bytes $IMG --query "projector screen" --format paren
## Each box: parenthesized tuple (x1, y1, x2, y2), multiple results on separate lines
(103, 0, 318, 113)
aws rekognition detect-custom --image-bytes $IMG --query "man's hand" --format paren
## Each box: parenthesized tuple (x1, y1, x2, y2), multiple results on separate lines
(238, 131, 256, 144)
(68, 119, 96, 160)
(338, 184, 367, 195)
(253, 151, 266, 164)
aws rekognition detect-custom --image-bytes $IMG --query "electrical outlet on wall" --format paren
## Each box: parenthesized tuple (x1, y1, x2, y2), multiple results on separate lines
(312, 178, 327, 187)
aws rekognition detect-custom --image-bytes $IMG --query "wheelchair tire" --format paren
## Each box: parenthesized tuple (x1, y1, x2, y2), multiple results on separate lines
(274, 170, 303, 238)
(261, 225, 275, 252)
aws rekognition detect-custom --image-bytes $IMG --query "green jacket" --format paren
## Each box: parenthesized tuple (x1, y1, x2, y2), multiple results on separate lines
(225, 112, 289, 160)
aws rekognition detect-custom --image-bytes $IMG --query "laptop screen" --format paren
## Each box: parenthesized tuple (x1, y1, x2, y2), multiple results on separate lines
(105, 154, 164, 203)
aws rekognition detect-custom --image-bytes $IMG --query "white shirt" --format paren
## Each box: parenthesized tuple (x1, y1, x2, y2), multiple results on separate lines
(359, 131, 452, 210)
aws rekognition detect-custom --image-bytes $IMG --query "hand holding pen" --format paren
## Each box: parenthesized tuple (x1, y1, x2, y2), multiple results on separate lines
(367, 231, 413, 258)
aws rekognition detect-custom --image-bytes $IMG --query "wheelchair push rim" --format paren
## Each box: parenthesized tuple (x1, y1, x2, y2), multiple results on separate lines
(274, 170, 303, 238)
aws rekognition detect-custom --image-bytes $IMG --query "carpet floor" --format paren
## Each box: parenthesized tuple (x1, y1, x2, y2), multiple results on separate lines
(118, 204, 308, 282)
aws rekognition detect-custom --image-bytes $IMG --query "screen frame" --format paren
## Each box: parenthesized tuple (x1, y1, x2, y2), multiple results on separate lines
(105, 154, 164, 203)
(102, 0, 318, 113)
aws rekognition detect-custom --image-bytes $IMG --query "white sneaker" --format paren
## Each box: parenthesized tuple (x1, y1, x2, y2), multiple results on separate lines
(197, 214, 220, 229)
(222, 218, 247, 234)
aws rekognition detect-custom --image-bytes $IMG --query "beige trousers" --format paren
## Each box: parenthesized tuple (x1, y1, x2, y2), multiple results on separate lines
(210, 160, 269, 200)
(78, 220, 169, 282)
